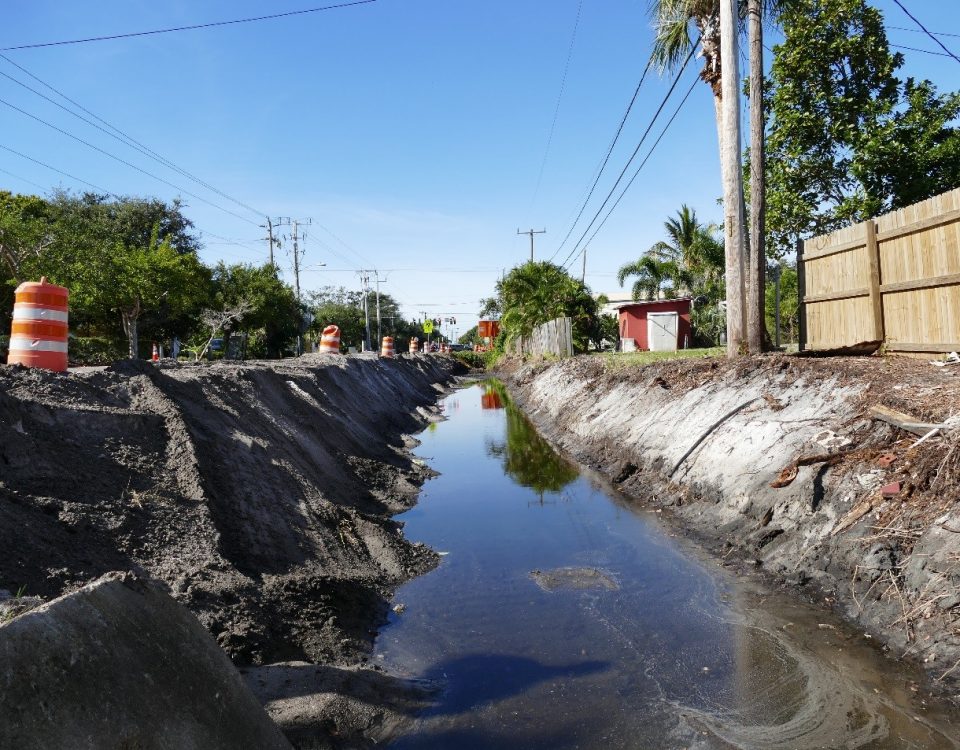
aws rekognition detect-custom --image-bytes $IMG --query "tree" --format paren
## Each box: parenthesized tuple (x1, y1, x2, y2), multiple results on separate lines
(618, 205, 724, 302)
(496, 261, 600, 353)
(209, 262, 299, 358)
(746, 0, 766, 353)
(0, 191, 51, 281)
(765, 0, 960, 253)
(195, 299, 254, 360)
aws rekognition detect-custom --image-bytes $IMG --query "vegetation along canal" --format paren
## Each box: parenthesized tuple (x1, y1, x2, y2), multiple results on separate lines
(375, 382, 960, 750)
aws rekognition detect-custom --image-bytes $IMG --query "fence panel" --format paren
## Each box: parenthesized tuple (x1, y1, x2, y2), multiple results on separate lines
(801, 187, 960, 356)
(510, 317, 573, 358)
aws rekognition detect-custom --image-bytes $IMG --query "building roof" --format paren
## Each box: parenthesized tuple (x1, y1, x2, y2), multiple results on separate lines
(614, 296, 692, 310)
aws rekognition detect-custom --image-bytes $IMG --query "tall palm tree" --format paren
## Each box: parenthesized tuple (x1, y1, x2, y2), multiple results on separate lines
(618, 205, 723, 301)
(747, 0, 765, 353)
(649, 0, 784, 354)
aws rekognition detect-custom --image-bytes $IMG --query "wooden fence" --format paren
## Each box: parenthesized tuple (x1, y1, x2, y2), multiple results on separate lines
(800, 187, 960, 356)
(509, 317, 573, 358)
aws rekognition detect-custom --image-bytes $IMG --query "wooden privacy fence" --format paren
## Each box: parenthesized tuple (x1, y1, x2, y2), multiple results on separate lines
(800, 187, 960, 356)
(509, 317, 573, 358)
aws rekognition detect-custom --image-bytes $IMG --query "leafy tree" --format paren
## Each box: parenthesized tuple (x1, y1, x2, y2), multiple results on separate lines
(618, 205, 724, 301)
(765, 262, 799, 346)
(496, 261, 600, 353)
(458, 325, 479, 346)
(765, 0, 960, 254)
(209, 262, 299, 358)
(0, 191, 52, 281)
(478, 296, 502, 320)
(307, 286, 426, 353)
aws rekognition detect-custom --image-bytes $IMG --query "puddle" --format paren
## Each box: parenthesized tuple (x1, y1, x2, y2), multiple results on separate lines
(375, 381, 960, 749)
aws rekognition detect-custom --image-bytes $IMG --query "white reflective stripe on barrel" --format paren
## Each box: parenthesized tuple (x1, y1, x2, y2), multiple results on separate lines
(8, 336, 69, 352)
(13, 306, 69, 323)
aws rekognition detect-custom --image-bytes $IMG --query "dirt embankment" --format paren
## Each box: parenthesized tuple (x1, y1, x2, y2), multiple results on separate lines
(503, 354, 960, 697)
(0, 354, 461, 671)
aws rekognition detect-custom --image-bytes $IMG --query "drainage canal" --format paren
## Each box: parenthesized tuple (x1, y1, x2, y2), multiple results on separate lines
(375, 381, 960, 749)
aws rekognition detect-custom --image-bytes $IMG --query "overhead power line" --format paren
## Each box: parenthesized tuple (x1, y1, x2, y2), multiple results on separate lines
(528, 0, 584, 215)
(564, 77, 699, 271)
(549, 61, 655, 262)
(888, 25, 960, 39)
(0, 53, 265, 218)
(0, 96, 260, 226)
(0, 1, 378, 52)
(889, 0, 960, 64)
(558, 45, 697, 269)
(0, 142, 267, 260)
(891, 43, 956, 58)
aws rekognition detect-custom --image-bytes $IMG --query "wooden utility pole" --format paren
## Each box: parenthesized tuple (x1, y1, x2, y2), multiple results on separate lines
(720, 0, 746, 356)
(517, 228, 546, 261)
(262, 216, 290, 267)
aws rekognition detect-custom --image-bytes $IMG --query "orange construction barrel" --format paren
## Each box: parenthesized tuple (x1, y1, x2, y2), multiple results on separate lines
(381, 336, 395, 358)
(319, 325, 341, 354)
(7, 277, 69, 372)
(409, 337, 419, 354)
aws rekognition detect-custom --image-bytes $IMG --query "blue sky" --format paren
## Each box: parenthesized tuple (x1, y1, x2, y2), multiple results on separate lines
(2, 1, 958, 335)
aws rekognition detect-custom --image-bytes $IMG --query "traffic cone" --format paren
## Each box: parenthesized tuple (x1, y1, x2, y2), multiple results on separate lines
(151, 341, 159, 362)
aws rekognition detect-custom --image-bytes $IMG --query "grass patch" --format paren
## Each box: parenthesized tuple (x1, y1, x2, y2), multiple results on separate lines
(599, 347, 725, 369)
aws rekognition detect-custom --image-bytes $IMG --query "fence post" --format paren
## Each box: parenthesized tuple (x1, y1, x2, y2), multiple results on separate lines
(865, 219, 885, 343)
(796, 237, 806, 352)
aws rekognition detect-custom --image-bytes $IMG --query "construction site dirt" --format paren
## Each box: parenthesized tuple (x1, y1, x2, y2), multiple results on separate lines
(0, 354, 463, 747)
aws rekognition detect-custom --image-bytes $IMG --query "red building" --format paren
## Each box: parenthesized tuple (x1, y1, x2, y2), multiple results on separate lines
(617, 298, 692, 352)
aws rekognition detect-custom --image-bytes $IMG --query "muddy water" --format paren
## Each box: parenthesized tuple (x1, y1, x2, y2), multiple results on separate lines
(376, 382, 960, 749)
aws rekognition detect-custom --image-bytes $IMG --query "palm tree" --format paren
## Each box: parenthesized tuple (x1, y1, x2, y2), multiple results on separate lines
(618, 205, 723, 301)
(649, 0, 784, 354)
(747, 0, 765, 353)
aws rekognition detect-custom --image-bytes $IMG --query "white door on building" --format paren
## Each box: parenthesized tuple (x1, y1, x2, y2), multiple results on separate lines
(647, 312, 678, 351)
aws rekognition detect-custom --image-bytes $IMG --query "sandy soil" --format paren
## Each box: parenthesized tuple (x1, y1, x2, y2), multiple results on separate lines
(503, 353, 960, 701)
(0, 353, 462, 747)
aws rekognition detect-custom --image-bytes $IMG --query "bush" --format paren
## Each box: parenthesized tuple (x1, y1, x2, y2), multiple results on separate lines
(68, 336, 127, 366)
(452, 351, 487, 369)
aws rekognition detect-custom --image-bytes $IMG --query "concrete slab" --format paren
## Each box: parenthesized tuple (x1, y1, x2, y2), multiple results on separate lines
(0, 572, 292, 750)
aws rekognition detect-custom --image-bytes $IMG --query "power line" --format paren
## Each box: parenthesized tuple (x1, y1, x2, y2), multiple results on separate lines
(0, 96, 260, 226)
(0, 53, 265, 218)
(549, 60, 654, 262)
(0, 142, 267, 259)
(564, 77, 699, 271)
(889, 0, 960, 64)
(0, 165, 47, 191)
(558, 45, 697, 269)
(890, 43, 956, 58)
(0, 1, 378, 52)
(528, 0, 583, 215)
(888, 25, 960, 39)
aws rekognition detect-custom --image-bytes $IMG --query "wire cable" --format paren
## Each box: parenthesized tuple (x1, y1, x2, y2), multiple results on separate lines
(890, 43, 956, 58)
(0, 1, 378, 52)
(888, 25, 960, 38)
(564, 76, 699, 270)
(0, 53, 265, 218)
(889, 0, 960, 64)
(528, 0, 583, 216)
(0, 96, 260, 226)
(548, 60, 654, 262)
(558, 44, 697, 269)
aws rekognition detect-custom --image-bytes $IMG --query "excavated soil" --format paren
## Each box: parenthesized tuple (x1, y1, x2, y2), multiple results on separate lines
(503, 353, 960, 701)
(0, 353, 463, 747)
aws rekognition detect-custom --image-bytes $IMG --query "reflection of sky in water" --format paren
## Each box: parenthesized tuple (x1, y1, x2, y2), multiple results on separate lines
(376, 383, 960, 750)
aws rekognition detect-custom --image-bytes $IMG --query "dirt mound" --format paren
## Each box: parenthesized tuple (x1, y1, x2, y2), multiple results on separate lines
(0, 354, 462, 667)
(505, 353, 960, 696)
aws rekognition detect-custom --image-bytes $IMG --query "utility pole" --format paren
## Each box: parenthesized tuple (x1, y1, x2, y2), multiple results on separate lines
(517, 228, 546, 262)
(358, 271, 372, 352)
(581, 248, 587, 284)
(373, 270, 387, 344)
(261, 216, 290, 267)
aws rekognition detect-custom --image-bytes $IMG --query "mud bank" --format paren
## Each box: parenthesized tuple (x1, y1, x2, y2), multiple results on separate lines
(0, 354, 461, 746)
(504, 354, 960, 699)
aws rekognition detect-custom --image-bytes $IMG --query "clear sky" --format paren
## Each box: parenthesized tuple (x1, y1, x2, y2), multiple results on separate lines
(2, 1, 958, 337)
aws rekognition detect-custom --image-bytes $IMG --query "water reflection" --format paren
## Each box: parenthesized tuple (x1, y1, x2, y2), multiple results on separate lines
(483, 381, 578, 496)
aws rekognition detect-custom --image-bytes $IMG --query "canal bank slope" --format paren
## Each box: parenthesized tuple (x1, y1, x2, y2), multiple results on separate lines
(504, 354, 960, 698)
(1, 354, 461, 746)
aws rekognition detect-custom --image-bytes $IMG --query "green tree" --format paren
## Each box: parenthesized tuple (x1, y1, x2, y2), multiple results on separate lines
(496, 261, 600, 353)
(209, 262, 299, 358)
(765, 262, 799, 346)
(765, 0, 960, 254)
(618, 205, 724, 301)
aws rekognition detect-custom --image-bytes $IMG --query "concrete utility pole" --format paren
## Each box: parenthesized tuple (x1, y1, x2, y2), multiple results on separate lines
(517, 228, 546, 262)
(261, 216, 290, 267)
(373, 271, 387, 344)
(359, 271, 372, 352)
